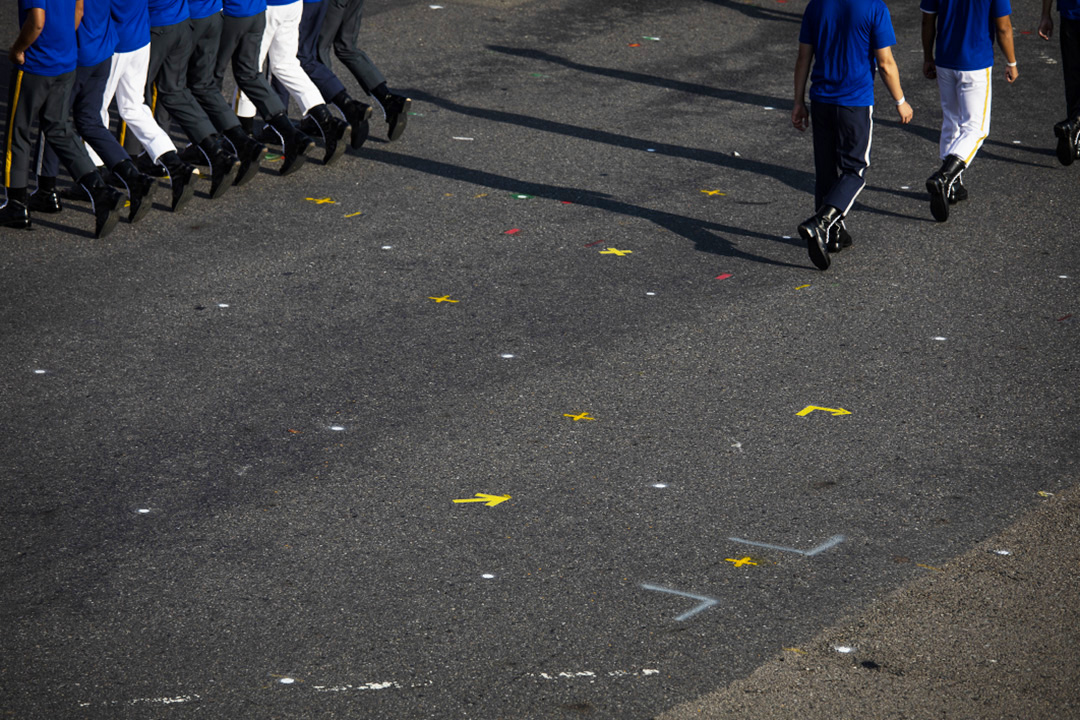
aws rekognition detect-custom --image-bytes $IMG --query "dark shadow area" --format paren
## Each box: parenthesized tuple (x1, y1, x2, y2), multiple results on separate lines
(877, 117, 1058, 166)
(364, 146, 809, 268)
(486, 46, 791, 111)
(702, 0, 802, 23)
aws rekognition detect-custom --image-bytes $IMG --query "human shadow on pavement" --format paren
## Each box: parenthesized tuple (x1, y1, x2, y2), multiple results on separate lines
(485, 46, 792, 111)
(702, 0, 802, 23)
(876, 117, 1056, 167)
(410, 90, 811, 193)
(365, 147, 810, 269)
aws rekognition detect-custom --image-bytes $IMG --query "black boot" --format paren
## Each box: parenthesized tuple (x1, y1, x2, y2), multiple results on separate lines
(798, 205, 842, 271)
(77, 172, 125, 239)
(266, 112, 312, 176)
(198, 134, 240, 199)
(372, 84, 411, 142)
(338, 97, 372, 150)
(29, 176, 62, 214)
(135, 152, 169, 178)
(111, 158, 158, 223)
(926, 155, 966, 222)
(1054, 118, 1079, 166)
(826, 218, 853, 253)
(1, 187, 31, 229)
(224, 126, 265, 187)
(948, 174, 968, 204)
(156, 151, 197, 212)
(300, 103, 348, 166)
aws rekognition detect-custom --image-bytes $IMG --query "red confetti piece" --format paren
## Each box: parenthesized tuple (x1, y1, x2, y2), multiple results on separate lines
(1058, 314, 1073, 322)
(1020, 30, 1032, 34)
(585, 240, 605, 248)
(288, 429, 302, 434)
(504, 228, 521, 235)
(715, 273, 733, 280)
(628, 43, 641, 47)
(561, 200, 573, 204)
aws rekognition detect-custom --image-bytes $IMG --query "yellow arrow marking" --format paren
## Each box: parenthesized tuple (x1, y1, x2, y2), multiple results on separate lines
(564, 412, 595, 422)
(453, 493, 511, 507)
(796, 405, 851, 417)
(344, 211, 363, 218)
(428, 295, 459, 303)
(725, 556, 758, 567)
(700, 189, 726, 196)
(600, 248, 633, 256)
(305, 197, 336, 204)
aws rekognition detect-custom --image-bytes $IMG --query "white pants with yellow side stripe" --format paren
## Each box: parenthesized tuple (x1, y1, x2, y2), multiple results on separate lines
(937, 65, 992, 166)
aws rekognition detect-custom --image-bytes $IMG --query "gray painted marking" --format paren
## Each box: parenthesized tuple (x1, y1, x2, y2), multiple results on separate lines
(728, 534, 845, 556)
(640, 583, 719, 622)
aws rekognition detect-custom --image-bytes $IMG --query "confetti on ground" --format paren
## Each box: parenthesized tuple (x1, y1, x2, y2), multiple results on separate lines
(795, 284, 811, 290)
(474, 193, 488, 198)
(783, 648, 806, 655)
(763, 106, 775, 110)
(265, 153, 282, 161)
(529, 73, 549, 78)
(510, 193, 534, 199)
(305, 197, 336, 204)
(642, 36, 661, 41)
(1038, 491, 1055, 497)
(916, 563, 942, 571)
(504, 228, 521, 235)
(407, 112, 424, 116)
(560, 200, 573, 204)
(288, 429, 302, 434)
(1058, 314, 1073, 322)
(429, 295, 459, 303)
(585, 240, 605, 248)
(452, 136, 474, 141)
(344, 211, 362, 218)
(628, 43, 642, 47)
(600, 248, 633, 256)
(700, 189, 726, 196)
(429, 4, 444, 8)
(646, 148, 656, 152)
(715, 273, 733, 280)
(564, 412, 595, 422)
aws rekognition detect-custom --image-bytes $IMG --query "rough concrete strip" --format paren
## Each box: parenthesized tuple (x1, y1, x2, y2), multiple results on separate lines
(657, 486, 1080, 720)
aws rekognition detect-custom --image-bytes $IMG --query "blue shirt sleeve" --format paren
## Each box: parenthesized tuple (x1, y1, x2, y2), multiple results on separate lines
(990, 0, 1011, 18)
(870, 2, 896, 50)
(798, 1, 816, 45)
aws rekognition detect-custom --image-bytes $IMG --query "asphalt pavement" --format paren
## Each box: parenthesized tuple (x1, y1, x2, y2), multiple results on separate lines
(1, 0, 1078, 718)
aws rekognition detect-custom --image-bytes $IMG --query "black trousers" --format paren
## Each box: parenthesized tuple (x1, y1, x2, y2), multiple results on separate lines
(810, 101, 872, 216)
(1062, 16, 1080, 119)
(318, 0, 384, 94)
(274, 0, 344, 109)
(39, 57, 129, 177)
(4, 68, 94, 189)
(147, 20, 217, 144)
(214, 12, 286, 121)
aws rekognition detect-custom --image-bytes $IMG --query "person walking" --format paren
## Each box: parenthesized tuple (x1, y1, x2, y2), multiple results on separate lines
(3, 0, 126, 237)
(922, 0, 1018, 222)
(1040, 0, 1080, 165)
(792, 0, 912, 271)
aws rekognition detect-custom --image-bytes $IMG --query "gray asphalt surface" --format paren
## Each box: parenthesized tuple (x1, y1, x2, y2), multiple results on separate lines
(2, 0, 1078, 718)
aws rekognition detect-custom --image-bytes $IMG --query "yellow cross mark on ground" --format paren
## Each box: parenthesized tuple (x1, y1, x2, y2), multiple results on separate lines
(599, 248, 633, 256)
(725, 556, 757, 567)
(305, 197, 336, 204)
(700, 189, 726, 196)
(563, 412, 595, 422)
(428, 296, 459, 303)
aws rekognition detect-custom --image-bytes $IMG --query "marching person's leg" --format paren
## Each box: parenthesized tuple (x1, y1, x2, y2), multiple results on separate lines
(1055, 15, 1080, 164)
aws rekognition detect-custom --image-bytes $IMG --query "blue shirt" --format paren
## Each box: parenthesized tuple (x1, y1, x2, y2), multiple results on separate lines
(111, 0, 151, 53)
(222, 0, 265, 18)
(921, 0, 1012, 71)
(188, 0, 220, 18)
(77, 0, 118, 67)
(149, 0, 189, 26)
(18, 0, 78, 76)
(799, 0, 897, 107)
(267, 0, 298, 5)
(1059, 0, 1080, 21)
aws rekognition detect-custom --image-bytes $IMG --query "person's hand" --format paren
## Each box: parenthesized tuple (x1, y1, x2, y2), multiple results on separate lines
(792, 100, 809, 131)
(1005, 64, 1019, 83)
(923, 59, 936, 79)
(8, 48, 24, 65)
(896, 100, 913, 124)
(1039, 15, 1054, 40)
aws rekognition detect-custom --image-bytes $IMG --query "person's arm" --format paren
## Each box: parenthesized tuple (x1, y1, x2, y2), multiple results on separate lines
(75, 0, 83, 29)
(996, 14, 1019, 82)
(922, 11, 937, 78)
(792, 42, 813, 131)
(1039, 0, 1054, 40)
(875, 46, 913, 123)
(8, 7, 45, 65)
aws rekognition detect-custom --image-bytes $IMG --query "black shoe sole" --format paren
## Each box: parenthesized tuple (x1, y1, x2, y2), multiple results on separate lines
(1055, 123, 1076, 166)
(799, 222, 830, 270)
(349, 105, 373, 149)
(280, 137, 313, 176)
(93, 192, 126, 239)
(128, 178, 157, 224)
(927, 176, 949, 222)
(323, 123, 348, 166)
(209, 159, 241, 200)
(170, 169, 197, 212)
(386, 97, 411, 142)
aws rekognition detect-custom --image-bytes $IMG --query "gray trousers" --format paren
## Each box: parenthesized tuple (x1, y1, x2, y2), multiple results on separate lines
(4, 68, 95, 189)
(189, 13, 240, 133)
(214, 11, 286, 122)
(318, 0, 385, 95)
(147, 20, 217, 144)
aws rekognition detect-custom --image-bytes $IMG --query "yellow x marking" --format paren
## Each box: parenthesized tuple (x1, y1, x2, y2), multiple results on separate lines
(428, 296, 459, 303)
(563, 412, 595, 422)
(305, 197, 336, 204)
(725, 556, 757, 567)
(599, 248, 632, 256)
(700, 189, 726, 196)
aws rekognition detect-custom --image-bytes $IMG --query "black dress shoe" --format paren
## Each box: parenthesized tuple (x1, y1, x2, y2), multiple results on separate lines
(267, 113, 312, 176)
(158, 151, 198, 212)
(199, 135, 240, 200)
(301, 109, 348, 166)
(341, 99, 372, 149)
(29, 188, 62, 214)
(111, 159, 157, 223)
(136, 152, 169, 178)
(798, 205, 840, 271)
(79, 176, 125, 239)
(0, 199, 31, 229)
(826, 221, 852, 253)
(926, 155, 965, 222)
(948, 178, 968, 204)
(179, 143, 207, 166)
(1055, 119, 1078, 167)
(231, 135, 265, 186)
(378, 92, 411, 141)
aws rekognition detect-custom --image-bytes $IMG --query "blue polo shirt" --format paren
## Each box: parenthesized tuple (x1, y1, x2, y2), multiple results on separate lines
(222, 0, 265, 18)
(1059, 0, 1080, 21)
(921, 0, 1012, 71)
(17, 0, 78, 76)
(799, 0, 897, 107)
(76, 0, 118, 67)
(149, 0, 189, 27)
(112, 0, 151, 53)
(189, 0, 221, 18)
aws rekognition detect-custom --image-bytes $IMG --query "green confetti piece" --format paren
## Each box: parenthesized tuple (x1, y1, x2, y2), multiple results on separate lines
(407, 112, 424, 116)
(265, 153, 282, 161)
(529, 73, 549, 78)
(510, 193, 534, 200)
(642, 36, 661, 41)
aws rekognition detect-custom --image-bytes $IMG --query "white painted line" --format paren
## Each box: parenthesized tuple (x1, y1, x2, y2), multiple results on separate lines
(728, 534, 845, 556)
(312, 679, 432, 693)
(78, 695, 201, 707)
(640, 583, 719, 622)
(526, 668, 660, 681)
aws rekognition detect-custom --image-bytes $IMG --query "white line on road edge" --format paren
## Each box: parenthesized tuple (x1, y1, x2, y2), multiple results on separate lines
(526, 668, 660, 682)
(78, 695, 200, 707)
(313, 679, 433, 693)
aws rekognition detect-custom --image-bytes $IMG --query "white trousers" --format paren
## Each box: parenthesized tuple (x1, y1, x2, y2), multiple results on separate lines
(235, 0, 324, 118)
(96, 43, 178, 164)
(937, 66, 992, 166)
